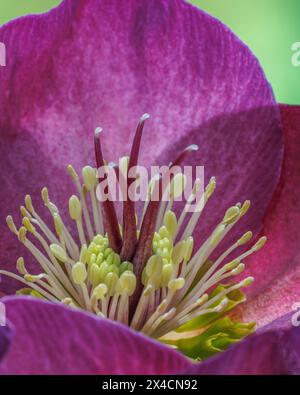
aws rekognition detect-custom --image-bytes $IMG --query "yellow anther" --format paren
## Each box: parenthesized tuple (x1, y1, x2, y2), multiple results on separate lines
(50, 244, 69, 263)
(72, 262, 87, 285)
(18, 227, 27, 243)
(80, 244, 87, 264)
(6, 215, 18, 234)
(16, 257, 27, 275)
(96, 253, 104, 266)
(145, 255, 163, 280)
(253, 236, 267, 251)
(170, 173, 187, 199)
(184, 236, 194, 261)
(168, 277, 185, 291)
(20, 206, 31, 218)
(104, 247, 113, 258)
(89, 253, 96, 266)
(24, 195, 34, 213)
(90, 263, 101, 287)
(240, 276, 255, 287)
(106, 252, 115, 265)
(82, 166, 97, 191)
(116, 271, 136, 296)
(163, 211, 177, 239)
(172, 240, 187, 265)
(240, 200, 251, 216)
(92, 283, 108, 300)
(231, 263, 245, 275)
(223, 206, 240, 225)
(104, 272, 119, 296)
(67, 164, 79, 181)
(205, 177, 216, 199)
(69, 195, 82, 220)
(22, 217, 35, 233)
(224, 259, 240, 271)
(41, 187, 50, 205)
(161, 264, 173, 287)
(98, 262, 110, 282)
(158, 226, 169, 239)
(210, 224, 226, 246)
(24, 273, 46, 283)
(53, 213, 63, 236)
(238, 231, 253, 246)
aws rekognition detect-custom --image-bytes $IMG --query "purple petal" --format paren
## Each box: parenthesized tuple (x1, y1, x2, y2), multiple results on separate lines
(0, 0, 282, 293)
(188, 313, 300, 375)
(0, 326, 11, 363)
(0, 296, 190, 374)
(236, 105, 300, 325)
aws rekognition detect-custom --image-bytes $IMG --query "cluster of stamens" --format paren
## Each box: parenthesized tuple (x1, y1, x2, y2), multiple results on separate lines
(2, 114, 266, 345)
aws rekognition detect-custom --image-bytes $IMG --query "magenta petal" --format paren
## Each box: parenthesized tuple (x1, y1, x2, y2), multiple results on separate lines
(0, 296, 190, 374)
(0, 0, 282, 293)
(188, 313, 300, 375)
(239, 105, 300, 325)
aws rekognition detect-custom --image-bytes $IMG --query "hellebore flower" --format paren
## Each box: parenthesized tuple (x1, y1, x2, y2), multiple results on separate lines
(0, 0, 299, 374)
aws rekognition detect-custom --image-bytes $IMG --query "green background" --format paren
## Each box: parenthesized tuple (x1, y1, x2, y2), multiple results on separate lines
(0, 0, 299, 104)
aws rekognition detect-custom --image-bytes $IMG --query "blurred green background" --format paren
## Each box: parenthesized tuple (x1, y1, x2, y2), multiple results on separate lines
(0, 0, 299, 104)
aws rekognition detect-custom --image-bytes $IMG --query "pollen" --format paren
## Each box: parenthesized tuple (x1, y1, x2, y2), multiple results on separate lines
(2, 115, 265, 357)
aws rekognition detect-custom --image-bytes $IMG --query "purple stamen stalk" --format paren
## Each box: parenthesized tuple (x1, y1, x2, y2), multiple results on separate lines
(169, 144, 198, 167)
(121, 114, 150, 261)
(94, 129, 122, 254)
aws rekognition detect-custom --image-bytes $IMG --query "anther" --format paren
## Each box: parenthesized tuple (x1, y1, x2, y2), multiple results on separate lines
(6, 215, 18, 234)
(50, 244, 69, 263)
(72, 262, 87, 285)
(16, 257, 27, 275)
(18, 227, 27, 243)
(82, 166, 97, 191)
(253, 236, 267, 251)
(238, 231, 253, 245)
(67, 164, 79, 181)
(69, 195, 82, 221)
(24, 195, 34, 213)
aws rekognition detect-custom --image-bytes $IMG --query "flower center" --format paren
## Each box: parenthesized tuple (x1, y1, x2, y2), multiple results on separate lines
(2, 115, 266, 359)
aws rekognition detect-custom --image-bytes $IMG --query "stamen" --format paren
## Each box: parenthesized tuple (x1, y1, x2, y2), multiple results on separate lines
(81, 165, 104, 236)
(68, 165, 94, 240)
(2, 116, 265, 359)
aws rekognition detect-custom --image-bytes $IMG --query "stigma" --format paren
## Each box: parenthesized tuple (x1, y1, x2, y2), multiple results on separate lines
(2, 115, 266, 352)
